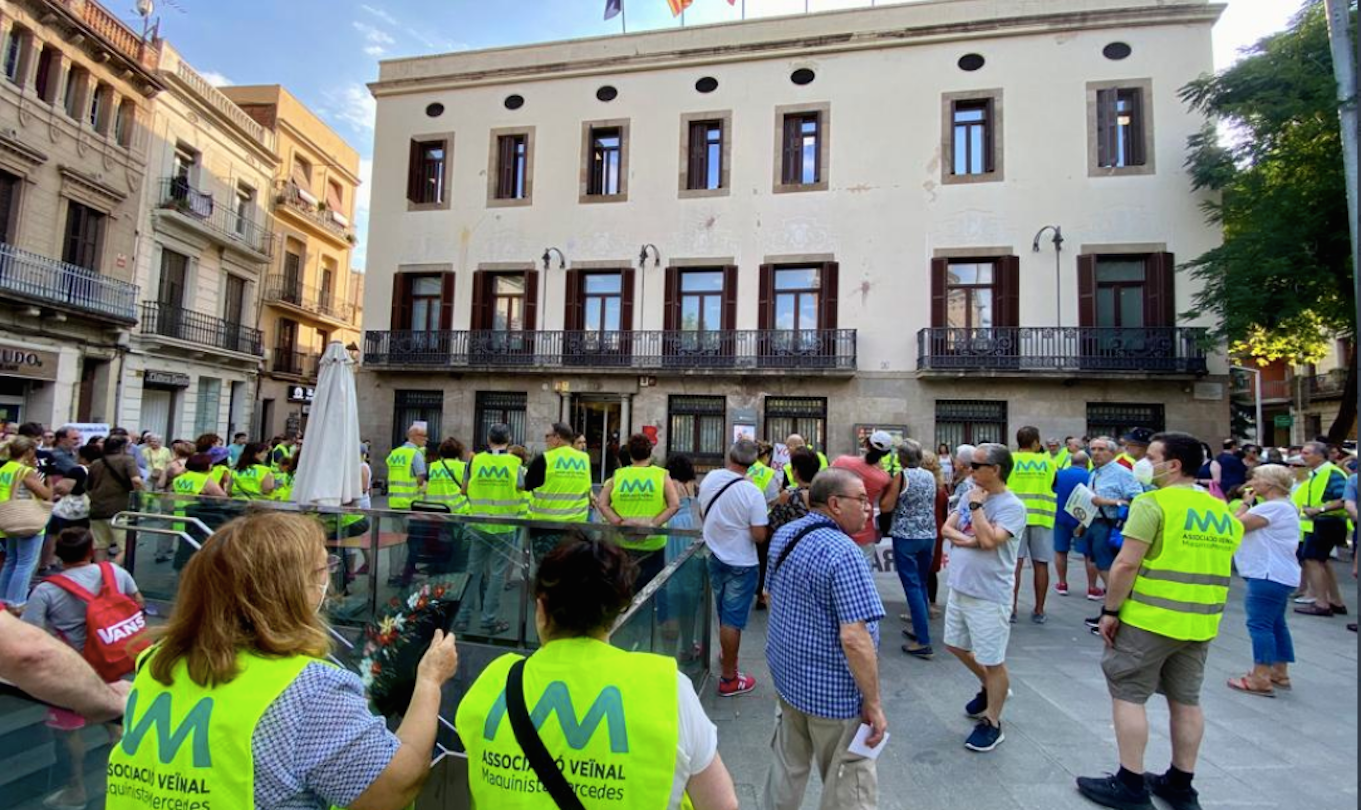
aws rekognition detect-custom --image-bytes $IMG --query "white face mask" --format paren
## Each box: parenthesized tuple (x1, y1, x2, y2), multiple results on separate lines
(1132, 457, 1156, 486)
(314, 581, 329, 614)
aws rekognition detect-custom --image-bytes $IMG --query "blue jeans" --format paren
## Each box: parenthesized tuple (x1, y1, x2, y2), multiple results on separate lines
(1078, 520, 1118, 572)
(893, 537, 934, 647)
(1244, 577, 1295, 666)
(707, 556, 758, 630)
(0, 533, 41, 606)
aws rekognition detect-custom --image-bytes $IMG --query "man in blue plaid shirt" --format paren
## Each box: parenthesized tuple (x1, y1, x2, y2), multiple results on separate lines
(760, 467, 886, 810)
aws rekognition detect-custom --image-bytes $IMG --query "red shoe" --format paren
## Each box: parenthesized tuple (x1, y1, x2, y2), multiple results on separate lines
(718, 672, 756, 697)
(1055, 581, 1070, 596)
(1086, 587, 1106, 601)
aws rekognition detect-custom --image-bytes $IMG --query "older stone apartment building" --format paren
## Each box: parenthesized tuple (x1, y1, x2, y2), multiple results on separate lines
(360, 0, 1230, 481)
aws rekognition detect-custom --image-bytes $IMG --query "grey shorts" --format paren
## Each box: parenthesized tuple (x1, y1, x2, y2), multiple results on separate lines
(1016, 525, 1054, 563)
(1102, 623, 1209, 706)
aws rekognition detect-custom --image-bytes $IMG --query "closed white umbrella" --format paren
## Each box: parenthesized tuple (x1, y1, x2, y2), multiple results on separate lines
(291, 341, 362, 507)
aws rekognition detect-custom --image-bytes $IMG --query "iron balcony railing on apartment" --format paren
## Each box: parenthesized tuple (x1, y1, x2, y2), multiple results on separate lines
(363, 329, 858, 372)
(274, 180, 355, 245)
(140, 301, 263, 356)
(1306, 368, 1349, 399)
(0, 242, 138, 322)
(263, 275, 354, 323)
(272, 348, 319, 378)
(159, 178, 273, 258)
(916, 327, 1209, 374)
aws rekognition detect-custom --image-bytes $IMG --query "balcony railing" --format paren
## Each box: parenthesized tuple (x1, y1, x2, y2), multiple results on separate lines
(364, 329, 858, 372)
(274, 180, 355, 245)
(173, 61, 273, 150)
(263, 274, 354, 323)
(916, 327, 1209, 374)
(71, 0, 160, 70)
(159, 178, 273, 258)
(0, 242, 138, 322)
(272, 348, 319, 377)
(1306, 369, 1349, 399)
(140, 301, 263, 356)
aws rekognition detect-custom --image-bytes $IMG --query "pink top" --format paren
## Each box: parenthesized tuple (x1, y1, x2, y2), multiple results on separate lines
(831, 455, 892, 546)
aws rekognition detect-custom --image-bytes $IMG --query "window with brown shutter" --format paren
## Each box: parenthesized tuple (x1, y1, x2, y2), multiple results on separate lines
(780, 113, 820, 185)
(686, 120, 723, 191)
(1096, 88, 1146, 168)
(495, 134, 528, 200)
(407, 139, 446, 205)
(1079, 252, 1175, 328)
(819, 262, 839, 330)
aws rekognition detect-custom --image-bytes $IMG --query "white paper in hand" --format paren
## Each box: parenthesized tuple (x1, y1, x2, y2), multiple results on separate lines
(848, 723, 889, 759)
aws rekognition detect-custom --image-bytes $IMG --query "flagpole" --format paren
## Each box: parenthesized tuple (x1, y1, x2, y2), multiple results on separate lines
(620, 0, 626, 32)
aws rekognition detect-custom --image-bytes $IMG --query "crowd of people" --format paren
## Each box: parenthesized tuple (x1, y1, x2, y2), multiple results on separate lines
(1, 413, 1356, 810)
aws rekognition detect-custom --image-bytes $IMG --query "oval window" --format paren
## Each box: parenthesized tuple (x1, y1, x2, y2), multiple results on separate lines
(596, 85, 619, 102)
(1103, 42, 1132, 60)
(695, 76, 719, 93)
(790, 68, 815, 86)
(504, 94, 525, 110)
(424, 102, 445, 118)
(957, 53, 985, 72)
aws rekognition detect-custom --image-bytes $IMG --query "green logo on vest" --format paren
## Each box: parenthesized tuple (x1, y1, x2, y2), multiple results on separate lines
(478, 466, 512, 480)
(617, 478, 656, 495)
(121, 691, 214, 767)
(484, 682, 629, 753)
(0, 470, 13, 486)
(554, 456, 589, 472)
(1014, 460, 1049, 473)
(1183, 509, 1234, 535)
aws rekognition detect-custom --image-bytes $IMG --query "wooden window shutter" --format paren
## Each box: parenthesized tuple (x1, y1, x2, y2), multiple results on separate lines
(1128, 89, 1146, 166)
(471, 271, 489, 331)
(687, 122, 706, 190)
(983, 99, 996, 174)
(438, 272, 456, 330)
(1077, 254, 1097, 327)
(1096, 89, 1116, 167)
(563, 269, 582, 331)
(819, 261, 839, 330)
(780, 118, 798, 185)
(1144, 252, 1175, 327)
(995, 256, 1020, 328)
(523, 270, 539, 331)
(406, 140, 421, 202)
(721, 265, 738, 331)
(391, 273, 411, 329)
(495, 136, 510, 198)
(930, 258, 948, 328)
(757, 264, 774, 331)
(663, 266, 680, 331)
(620, 268, 636, 331)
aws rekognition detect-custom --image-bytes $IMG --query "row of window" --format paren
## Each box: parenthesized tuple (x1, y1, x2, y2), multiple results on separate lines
(2, 168, 106, 273)
(390, 389, 1166, 469)
(404, 84, 1151, 207)
(2, 24, 135, 147)
(389, 251, 1174, 335)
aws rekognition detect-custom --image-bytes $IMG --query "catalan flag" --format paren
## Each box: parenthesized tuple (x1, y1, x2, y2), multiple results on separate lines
(667, 0, 694, 16)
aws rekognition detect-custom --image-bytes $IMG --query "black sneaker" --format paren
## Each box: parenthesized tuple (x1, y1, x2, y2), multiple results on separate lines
(1075, 774, 1153, 810)
(964, 688, 988, 718)
(1084, 615, 1101, 628)
(964, 719, 1004, 752)
(1145, 772, 1202, 810)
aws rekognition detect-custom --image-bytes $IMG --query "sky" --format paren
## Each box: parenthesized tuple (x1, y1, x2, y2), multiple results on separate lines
(132, 0, 1309, 271)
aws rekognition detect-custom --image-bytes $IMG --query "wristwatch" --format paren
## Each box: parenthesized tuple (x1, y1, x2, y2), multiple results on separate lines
(1100, 606, 1121, 618)
(968, 500, 984, 511)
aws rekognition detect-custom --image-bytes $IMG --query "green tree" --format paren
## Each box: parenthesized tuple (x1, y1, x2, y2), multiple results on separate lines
(1180, 0, 1356, 442)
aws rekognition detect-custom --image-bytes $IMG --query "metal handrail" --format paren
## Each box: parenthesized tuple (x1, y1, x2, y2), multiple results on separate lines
(140, 300, 263, 355)
(916, 326, 1209, 373)
(0, 241, 139, 322)
(158, 178, 274, 257)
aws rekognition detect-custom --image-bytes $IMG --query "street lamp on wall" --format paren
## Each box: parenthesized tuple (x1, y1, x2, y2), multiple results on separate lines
(1032, 225, 1064, 327)
(541, 247, 566, 271)
(638, 244, 661, 331)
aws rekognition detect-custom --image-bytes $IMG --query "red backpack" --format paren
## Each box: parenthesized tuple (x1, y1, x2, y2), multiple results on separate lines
(44, 562, 149, 681)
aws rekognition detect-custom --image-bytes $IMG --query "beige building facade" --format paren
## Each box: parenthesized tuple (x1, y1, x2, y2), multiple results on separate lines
(362, 0, 1230, 481)
(119, 42, 277, 441)
(0, 0, 161, 427)
(221, 84, 362, 440)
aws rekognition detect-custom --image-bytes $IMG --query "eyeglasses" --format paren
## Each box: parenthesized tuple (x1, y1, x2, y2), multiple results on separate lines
(970, 461, 997, 470)
(833, 492, 872, 507)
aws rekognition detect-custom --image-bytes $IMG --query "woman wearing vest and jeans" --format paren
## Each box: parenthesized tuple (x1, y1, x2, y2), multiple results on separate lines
(0, 436, 52, 607)
(106, 512, 459, 810)
(598, 433, 680, 593)
(455, 534, 739, 810)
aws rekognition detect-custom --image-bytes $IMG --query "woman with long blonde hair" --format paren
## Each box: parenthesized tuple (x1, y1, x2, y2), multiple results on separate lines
(105, 512, 458, 810)
(0, 435, 53, 607)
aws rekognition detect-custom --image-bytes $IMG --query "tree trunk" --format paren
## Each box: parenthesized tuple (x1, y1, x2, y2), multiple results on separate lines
(1327, 342, 1358, 443)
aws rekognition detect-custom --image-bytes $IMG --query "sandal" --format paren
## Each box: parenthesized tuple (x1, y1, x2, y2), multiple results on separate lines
(1227, 676, 1275, 698)
(1270, 676, 1292, 690)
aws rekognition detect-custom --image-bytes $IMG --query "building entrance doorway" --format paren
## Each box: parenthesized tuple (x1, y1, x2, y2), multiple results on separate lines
(571, 396, 623, 485)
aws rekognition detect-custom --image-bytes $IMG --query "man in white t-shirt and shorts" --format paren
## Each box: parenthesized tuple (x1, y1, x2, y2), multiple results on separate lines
(942, 443, 1029, 753)
(699, 438, 770, 697)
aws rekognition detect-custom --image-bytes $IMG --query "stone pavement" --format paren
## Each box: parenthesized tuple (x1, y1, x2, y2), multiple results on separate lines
(702, 558, 1359, 810)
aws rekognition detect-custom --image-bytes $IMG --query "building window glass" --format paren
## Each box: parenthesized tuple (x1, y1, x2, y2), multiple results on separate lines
(944, 261, 995, 330)
(113, 98, 134, 146)
(492, 274, 525, 331)
(668, 395, 726, 472)
(157, 249, 188, 308)
(62, 201, 104, 271)
(582, 273, 623, 333)
(952, 99, 994, 175)
(687, 120, 723, 191)
(1097, 87, 1146, 168)
(3, 26, 27, 85)
(495, 134, 528, 200)
(680, 270, 724, 331)
(408, 275, 443, 332)
(1086, 403, 1165, 439)
(935, 400, 1007, 449)
(764, 397, 827, 452)
(588, 127, 623, 196)
(773, 267, 821, 331)
(474, 391, 526, 451)
(34, 44, 55, 102)
(780, 112, 821, 186)
(194, 377, 222, 438)
(234, 183, 255, 235)
(407, 139, 446, 205)
(1095, 258, 1146, 328)
(63, 66, 88, 120)
(224, 275, 246, 328)
(89, 82, 111, 133)
(393, 390, 443, 451)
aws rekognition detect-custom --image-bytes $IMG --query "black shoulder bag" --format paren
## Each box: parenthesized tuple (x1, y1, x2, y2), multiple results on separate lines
(699, 475, 746, 521)
(505, 658, 587, 810)
(772, 522, 827, 576)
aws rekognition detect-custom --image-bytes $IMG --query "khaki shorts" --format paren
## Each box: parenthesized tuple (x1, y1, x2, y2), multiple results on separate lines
(944, 590, 1012, 667)
(1102, 623, 1209, 706)
(89, 519, 125, 552)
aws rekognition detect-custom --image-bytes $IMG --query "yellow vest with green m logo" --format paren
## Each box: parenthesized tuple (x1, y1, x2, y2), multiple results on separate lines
(611, 465, 668, 552)
(0, 461, 32, 539)
(467, 452, 523, 535)
(456, 637, 678, 810)
(106, 649, 318, 810)
(529, 446, 592, 523)
(1119, 486, 1243, 642)
(386, 445, 420, 509)
(427, 458, 469, 514)
(231, 464, 272, 501)
(271, 471, 294, 503)
(1009, 451, 1057, 528)
(747, 461, 775, 493)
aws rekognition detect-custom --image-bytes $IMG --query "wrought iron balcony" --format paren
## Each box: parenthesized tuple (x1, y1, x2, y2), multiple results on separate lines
(916, 327, 1209, 374)
(273, 181, 355, 246)
(364, 329, 857, 373)
(139, 301, 263, 356)
(263, 274, 354, 323)
(0, 242, 138, 323)
(1305, 368, 1349, 400)
(157, 178, 273, 258)
(272, 348, 319, 378)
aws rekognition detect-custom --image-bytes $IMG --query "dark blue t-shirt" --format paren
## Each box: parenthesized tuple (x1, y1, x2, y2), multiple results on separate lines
(1055, 466, 1090, 529)
(1216, 452, 1248, 493)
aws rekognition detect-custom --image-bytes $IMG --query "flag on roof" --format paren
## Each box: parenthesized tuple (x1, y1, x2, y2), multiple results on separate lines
(667, 0, 694, 16)
(604, 0, 622, 19)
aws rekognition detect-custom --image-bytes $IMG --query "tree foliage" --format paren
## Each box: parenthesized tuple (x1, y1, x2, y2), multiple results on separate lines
(1180, 1, 1356, 440)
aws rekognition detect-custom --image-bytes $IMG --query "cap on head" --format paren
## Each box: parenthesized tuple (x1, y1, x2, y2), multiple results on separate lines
(1122, 427, 1154, 446)
(868, 431, 894, 452)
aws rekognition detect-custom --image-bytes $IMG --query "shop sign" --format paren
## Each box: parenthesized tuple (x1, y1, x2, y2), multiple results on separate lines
(288, 385, 315, 403)
(0, 344, 59, 381)
(144, 370, 191, 388)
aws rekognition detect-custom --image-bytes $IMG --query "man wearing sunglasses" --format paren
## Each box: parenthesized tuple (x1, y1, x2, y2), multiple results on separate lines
(941, 443, 1028, 753)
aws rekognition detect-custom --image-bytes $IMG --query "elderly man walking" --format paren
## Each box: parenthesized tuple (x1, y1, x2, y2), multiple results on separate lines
(761, 467, 886, 810)
(1082, 437, 1148, 626)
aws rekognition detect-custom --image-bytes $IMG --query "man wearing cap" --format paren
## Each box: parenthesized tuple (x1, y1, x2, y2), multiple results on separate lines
(832, 431, 895, 554)
(1117, 429, 1153, 471)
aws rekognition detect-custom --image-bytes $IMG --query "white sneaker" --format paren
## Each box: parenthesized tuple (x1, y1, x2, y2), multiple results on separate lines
(1293, 596, 1316, 604)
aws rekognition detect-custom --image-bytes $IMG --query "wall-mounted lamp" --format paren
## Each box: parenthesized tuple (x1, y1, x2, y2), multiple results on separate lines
(638, 244, 661, 268)
(541, 247, 567, 271)
(1031, 225, 1063, 327)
